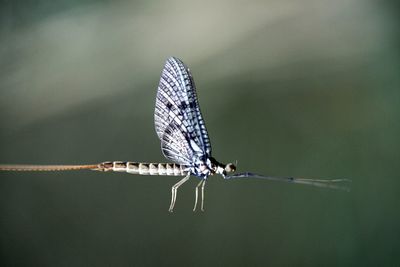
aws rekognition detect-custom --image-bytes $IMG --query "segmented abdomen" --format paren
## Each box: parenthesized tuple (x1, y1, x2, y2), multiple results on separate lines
(97, 161, 187, 176)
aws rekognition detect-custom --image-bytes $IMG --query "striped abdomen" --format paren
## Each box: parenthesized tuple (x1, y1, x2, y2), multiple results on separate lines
(97, 161, 188, 176)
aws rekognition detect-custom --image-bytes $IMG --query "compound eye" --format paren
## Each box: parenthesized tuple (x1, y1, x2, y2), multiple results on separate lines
(224, 163, 236, 173)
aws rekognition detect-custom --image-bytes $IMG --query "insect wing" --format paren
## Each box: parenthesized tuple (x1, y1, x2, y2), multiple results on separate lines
(160, 123, 194, 165)
(154, 57, 211, 164)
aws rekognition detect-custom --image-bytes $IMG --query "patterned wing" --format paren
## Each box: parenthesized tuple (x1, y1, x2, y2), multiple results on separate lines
(154, 57, 211, 165)
(160, 122, 194, 165)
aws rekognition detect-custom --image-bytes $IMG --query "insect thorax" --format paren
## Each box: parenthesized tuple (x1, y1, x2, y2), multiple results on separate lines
(189, 156, 235, 179)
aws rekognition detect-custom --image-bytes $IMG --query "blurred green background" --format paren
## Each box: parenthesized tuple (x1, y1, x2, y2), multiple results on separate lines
(0, 0, 399, 266)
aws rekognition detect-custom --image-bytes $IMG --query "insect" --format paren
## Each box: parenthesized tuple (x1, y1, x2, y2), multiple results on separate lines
(0, 57, 350, 212)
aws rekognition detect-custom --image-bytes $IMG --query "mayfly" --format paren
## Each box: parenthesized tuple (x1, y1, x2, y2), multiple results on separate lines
(0, 57, 350, 212)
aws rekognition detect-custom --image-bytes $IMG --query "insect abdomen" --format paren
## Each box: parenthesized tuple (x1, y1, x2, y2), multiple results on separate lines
(98, 161, 187, 176)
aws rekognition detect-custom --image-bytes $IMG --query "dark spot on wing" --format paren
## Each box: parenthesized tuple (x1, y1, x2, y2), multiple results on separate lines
(180, 101, 187, 110)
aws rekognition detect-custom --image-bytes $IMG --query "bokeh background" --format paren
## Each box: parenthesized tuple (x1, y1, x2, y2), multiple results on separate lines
(0, 0, 399, 266)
